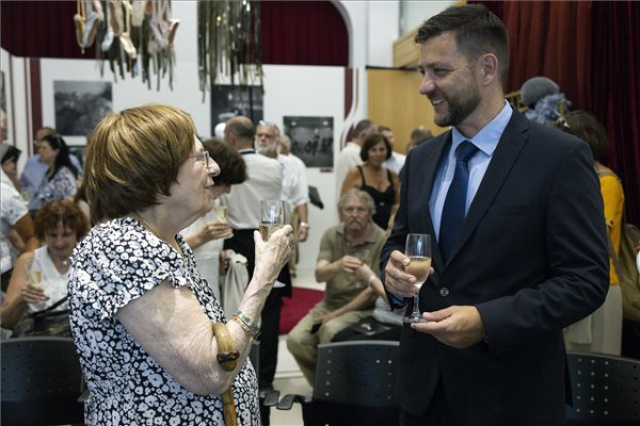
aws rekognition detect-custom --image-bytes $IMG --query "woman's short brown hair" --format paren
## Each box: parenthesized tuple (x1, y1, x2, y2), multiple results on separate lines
(203, 138, 247, 186)
(84, 104, 197, 223)
(34, 200, 89, 241)
(360, 133, 392, 162)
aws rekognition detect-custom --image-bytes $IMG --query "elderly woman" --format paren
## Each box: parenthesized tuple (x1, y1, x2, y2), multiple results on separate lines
(181, 138, 247, 301)
(1, 200, 88, 334)
(69, 104, 291, 425)
(341, 133, 400, 234)
(31, 133, 79, 212)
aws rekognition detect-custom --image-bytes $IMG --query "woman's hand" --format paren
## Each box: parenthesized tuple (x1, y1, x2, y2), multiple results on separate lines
(21, 282, 49, 304)
(199, 221, 233, 242)
(253, 225, 293, 286)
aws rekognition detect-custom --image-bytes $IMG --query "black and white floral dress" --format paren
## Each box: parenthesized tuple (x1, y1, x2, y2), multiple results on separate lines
(68, 216, 260, 425)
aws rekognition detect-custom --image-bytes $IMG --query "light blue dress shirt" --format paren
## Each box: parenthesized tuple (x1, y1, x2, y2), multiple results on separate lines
(429, 102, 513, 241)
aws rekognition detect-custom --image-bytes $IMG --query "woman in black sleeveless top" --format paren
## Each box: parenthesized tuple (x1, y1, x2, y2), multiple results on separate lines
(340, 133, 400, 234)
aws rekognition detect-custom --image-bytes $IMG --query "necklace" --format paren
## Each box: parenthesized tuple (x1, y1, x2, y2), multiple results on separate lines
(131, 213, 183, 256)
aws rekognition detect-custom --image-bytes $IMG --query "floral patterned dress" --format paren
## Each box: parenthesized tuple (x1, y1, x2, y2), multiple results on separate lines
(68, 216, 260, 425)
(31, 166, 77, 211)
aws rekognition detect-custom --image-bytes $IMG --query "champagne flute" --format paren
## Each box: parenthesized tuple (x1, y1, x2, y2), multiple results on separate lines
(260, 199, 286, 288)
(213, 200, 233, 239)
(213, 204, 228, 222)
(26, 260, 43, 287)
(403, 233, 432, 323)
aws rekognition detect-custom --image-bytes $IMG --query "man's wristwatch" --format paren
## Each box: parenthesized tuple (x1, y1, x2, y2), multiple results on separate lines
(300, 222, 310, 229)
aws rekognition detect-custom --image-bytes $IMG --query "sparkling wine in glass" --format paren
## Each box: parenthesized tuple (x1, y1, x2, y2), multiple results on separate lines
(260, 200, 286, 242)
(26, 260, 42, 287)
(213, 205, 228, 222)
(260, 199, 286, 288)
(403, 233, 432, 323)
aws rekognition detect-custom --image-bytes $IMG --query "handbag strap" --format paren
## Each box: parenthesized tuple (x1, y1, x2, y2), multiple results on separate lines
(31, 296, 69, 319)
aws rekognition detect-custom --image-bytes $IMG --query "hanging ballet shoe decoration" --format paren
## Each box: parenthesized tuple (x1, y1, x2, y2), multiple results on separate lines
(82, 11, 101, 48)
(101, 0, 115, 51)
(109, 0, 124, 35)
(168, 19, 180, 45)
(131, 0, 145, 27)
(144, 0, 153, 15)
(74, 14, 86, 53)
(93, 0, 105, 21)
(120, 0, 137, 60)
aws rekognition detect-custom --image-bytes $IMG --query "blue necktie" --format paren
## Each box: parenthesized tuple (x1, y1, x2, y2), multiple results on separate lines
(439, 141, 479, 263)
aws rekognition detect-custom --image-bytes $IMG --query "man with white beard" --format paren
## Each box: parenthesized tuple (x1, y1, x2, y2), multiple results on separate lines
(255, 122, 310, 247)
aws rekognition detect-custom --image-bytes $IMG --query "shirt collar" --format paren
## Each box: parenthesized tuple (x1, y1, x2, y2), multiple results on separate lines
(451, 101, 513, 157)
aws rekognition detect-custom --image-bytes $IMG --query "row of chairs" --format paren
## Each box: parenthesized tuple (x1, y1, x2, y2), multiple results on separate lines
(2, 337, 639, 425)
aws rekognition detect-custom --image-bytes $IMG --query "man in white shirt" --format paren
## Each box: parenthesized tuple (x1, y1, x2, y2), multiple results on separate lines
(256, 123, 310, 244)
(335, 119, 377, 193)
(222, 116, 289, 417)
(380, 125, 406, 175)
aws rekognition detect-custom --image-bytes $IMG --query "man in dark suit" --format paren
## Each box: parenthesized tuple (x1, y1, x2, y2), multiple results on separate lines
(381, 5, 608, 426)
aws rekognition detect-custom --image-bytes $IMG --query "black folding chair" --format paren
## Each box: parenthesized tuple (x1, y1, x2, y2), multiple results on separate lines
(1, 336, 85, 426)
(565, 350, 640, 425)
(277, 340, 400, 426)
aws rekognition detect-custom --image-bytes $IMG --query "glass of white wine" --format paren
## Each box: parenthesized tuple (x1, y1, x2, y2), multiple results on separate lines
(260, 200, 285, 242)
(213, 204, 228, 222)
(260, 199, 286, 288)
(26, 260, 43, 287)
(403, 233, 432, 323)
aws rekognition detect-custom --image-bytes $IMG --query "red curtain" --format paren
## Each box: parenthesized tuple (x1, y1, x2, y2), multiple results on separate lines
(0, 1, 96, 59)
(479, 1, 639, 224)
(260, 1, 348, 66)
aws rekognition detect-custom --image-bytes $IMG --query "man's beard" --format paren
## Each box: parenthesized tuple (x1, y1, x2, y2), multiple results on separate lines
(434, 80, 481, 128)
(257, 144, 277, 157)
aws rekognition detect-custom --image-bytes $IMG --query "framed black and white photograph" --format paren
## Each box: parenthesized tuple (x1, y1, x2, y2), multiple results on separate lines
(210, 85, 263, 135)
(54, 81, 112, 136)
(284, 116, 334, 168)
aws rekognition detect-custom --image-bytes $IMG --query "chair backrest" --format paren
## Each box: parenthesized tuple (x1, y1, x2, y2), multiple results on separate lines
(313, 340, 399, 408)
(566, 351, 640, 424)
(1, 336, 85, 426)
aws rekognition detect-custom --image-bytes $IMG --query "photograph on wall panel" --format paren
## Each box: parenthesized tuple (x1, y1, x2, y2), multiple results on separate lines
(54, 81, 112, 137)
(284, 116, 334, 168)
(210, 85, 263, 136)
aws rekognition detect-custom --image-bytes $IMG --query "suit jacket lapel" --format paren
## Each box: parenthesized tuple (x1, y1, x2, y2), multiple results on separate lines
(447, 112, 530, 263)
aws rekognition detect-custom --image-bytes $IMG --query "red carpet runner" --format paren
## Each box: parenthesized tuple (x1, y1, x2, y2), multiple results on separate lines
(279, 287, 324, 335)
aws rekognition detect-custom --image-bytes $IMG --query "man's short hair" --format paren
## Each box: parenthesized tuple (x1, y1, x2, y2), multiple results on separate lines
(84, 104, 197, 223)
(338, 188, 375, 217)
(414, 4, 509, 83)
(410, 127, 434, 145)
(226, 116, 255, 142)
(258, 121, 281, 137)
(354, 119, 375, 138)
(203, 138, 248, 185)
(360, 133, 392, 162)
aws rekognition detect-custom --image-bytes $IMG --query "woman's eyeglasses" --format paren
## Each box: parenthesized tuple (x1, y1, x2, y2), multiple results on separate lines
(191, 151, 214, 171)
